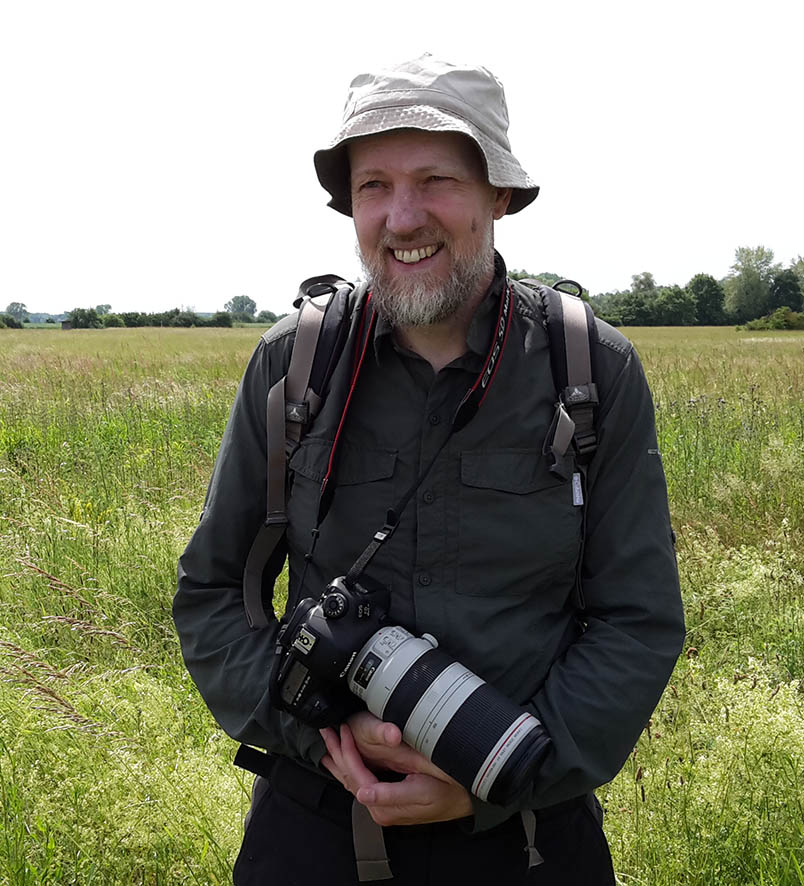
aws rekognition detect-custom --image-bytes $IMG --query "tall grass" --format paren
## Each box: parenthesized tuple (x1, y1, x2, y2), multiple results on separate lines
(1, 325, 803, 884)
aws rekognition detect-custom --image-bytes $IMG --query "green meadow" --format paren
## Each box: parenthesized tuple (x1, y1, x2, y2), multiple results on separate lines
(1, 326, 803, 885)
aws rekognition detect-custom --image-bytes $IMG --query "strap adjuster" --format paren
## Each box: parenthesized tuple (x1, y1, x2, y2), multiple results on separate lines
(562, 382, 598, 407)
(285, 401, 310, 425)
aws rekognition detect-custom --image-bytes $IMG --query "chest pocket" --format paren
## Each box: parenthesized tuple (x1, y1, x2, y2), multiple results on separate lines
(286, 438, 398, 577)
(457, 448, 582, 598)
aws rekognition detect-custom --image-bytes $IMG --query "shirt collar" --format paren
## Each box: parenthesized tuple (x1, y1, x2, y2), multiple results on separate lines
(372, 251, 508, 365)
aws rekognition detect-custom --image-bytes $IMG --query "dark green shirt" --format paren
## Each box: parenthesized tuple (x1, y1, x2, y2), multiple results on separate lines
(174, 256, 685, 830)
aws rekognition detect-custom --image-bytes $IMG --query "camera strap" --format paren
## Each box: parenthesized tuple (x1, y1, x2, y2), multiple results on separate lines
(343, 283, 515, 588)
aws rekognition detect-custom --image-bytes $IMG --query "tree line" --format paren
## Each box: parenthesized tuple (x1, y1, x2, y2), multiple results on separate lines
(1, 295, 288, 330)
(513, 246, 804, 329)
(4, 247, 803, 330)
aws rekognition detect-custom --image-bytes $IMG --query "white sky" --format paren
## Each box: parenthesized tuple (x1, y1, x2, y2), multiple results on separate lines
(1, 0, 802, 316)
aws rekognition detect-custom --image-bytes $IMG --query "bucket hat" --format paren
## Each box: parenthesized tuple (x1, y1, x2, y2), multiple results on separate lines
(314, 53, 539, 216)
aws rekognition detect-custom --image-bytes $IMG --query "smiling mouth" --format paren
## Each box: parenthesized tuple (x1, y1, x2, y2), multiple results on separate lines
(390, 244, 442, 264)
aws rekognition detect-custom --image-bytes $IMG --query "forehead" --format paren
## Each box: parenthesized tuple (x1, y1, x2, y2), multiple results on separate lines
(348, 129, 486, 179)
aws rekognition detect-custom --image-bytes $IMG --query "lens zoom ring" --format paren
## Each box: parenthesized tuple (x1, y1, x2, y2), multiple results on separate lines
(431, 683, 522, 789)
(382, 648, 454, 728)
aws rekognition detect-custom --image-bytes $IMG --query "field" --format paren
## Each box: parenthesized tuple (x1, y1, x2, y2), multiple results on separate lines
(1, 325, 803, 885)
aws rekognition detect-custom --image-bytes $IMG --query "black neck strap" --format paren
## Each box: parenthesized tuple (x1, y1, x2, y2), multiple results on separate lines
(344, 282, 515, 588)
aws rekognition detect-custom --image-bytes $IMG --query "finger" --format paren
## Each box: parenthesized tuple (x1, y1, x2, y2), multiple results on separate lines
(348, 712, 401, 748)
(320, 752, 343, 782)
(336, 724, 380, 792)
(356, 773, 434, 808)
(319, 727, 344, 767)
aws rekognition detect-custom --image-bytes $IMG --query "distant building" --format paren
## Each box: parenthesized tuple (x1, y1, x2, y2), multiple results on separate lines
(61, 320, 73, 330)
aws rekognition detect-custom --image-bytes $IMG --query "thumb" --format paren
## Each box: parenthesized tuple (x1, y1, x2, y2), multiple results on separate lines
(380, 721, 402, 746)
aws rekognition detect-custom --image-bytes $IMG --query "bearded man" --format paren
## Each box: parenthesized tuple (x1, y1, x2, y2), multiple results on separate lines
(174, 54, 685, 885)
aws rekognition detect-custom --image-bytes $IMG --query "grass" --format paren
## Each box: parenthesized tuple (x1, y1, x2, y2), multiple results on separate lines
(1, 325, 803, 884)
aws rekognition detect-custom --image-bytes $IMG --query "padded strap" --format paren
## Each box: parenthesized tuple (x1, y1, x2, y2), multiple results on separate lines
(520, 810, 545, 868)
(559, 293, 592, 387)
(243, 376, 290, 629)
(351, 799, 393, 881)
(554, 291, 599, 463)
(285, 298, 326, 449)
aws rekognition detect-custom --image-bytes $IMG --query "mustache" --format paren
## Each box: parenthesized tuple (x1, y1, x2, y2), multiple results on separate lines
(375, 229, 449, 251)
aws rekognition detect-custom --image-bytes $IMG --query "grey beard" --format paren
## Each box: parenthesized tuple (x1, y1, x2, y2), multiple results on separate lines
(358, 233, 495, 329)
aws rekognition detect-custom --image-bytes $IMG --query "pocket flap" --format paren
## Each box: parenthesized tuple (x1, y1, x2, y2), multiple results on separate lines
(460, 449, 562, 495)
(290, 439, 396, 486)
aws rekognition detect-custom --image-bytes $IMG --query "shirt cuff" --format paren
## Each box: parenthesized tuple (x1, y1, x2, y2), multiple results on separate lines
(463, 795, 520, 833)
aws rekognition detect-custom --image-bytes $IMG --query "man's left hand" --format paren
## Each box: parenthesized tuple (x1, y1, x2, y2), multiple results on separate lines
(320, 717, 473, 826)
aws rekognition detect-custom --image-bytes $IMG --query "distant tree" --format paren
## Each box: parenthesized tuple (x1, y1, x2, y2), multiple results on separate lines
(619, 290, 656, 326)
(0, 314, 23, 329)
(5, 302, 28, 323)
(209, 311, 234, 327)
(509, 269, 561, 286)
(743, 306, 804, 331)
(257, 309, 279, 324)
(95, 304, 112, 316)
(68, 307, 103, 329)
(172, 311, 200, 327)
(224, 295, 257, 317)
(631, 272, 657, 295)
(102, 314, 124, 327)
(507, 269, 590, 300)
(768, 269, 803, 312)
(686, 274, 725, 325)
(654, 285, 697, 325)
(588, 291, 628, 326)
(613, 272, 658, 325)
(790, 255, 804, 286)
(724, 245, 781, 323)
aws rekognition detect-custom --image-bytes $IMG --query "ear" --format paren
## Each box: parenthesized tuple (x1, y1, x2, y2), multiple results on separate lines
(492, 187, 512, 219)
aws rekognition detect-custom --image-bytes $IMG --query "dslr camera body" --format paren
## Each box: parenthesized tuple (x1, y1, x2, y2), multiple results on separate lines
(270, 574, 551, 806)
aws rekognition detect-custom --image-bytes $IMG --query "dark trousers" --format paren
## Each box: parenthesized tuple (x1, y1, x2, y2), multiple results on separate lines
(233, 762, 615, 886)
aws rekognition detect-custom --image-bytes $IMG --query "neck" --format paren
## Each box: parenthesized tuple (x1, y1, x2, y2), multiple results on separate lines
(394, 274, 492, 373)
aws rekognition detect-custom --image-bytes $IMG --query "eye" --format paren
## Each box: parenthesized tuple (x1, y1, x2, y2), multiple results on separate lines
(426, 175, 450, 183)
(357, 180, 384, 191)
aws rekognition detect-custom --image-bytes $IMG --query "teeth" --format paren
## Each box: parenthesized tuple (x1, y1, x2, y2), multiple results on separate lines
(393, 245, 439, 263)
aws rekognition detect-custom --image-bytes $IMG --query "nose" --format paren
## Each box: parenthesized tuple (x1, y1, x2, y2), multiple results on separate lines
(385, 185, 429, 236)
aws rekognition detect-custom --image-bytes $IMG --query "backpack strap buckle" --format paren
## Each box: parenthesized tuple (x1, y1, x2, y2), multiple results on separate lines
(561, 382, 598, 462)
(285, 400, 311, 426)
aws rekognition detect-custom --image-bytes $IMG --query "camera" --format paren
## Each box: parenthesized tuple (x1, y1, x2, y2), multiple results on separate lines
(270, 574, 551, 806)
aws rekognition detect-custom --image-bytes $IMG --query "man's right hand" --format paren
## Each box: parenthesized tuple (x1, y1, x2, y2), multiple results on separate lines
(336, 711, 420, 775)
(319, 713, 473, 826)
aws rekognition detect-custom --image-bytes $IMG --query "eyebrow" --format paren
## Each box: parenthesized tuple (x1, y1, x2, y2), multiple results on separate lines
(351, 165, 462, 180)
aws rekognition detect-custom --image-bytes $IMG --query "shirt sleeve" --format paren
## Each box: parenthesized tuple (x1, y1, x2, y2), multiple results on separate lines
(470, 339, 685, 832)
(172, 328, 326, 767)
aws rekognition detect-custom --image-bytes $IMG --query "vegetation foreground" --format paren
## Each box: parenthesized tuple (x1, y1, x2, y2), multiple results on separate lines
(1, 326, 803, 885)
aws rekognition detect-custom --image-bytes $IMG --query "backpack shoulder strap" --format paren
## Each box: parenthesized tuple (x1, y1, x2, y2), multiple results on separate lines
(518, 277, 599, 613)
(518, 278, 599, 477)
(243, 275, 356, 629)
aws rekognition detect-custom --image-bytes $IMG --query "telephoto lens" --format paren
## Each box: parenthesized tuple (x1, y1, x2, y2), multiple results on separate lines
(347, 626, 551, 805)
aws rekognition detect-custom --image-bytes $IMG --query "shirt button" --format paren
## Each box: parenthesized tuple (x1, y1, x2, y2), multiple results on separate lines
(428, 413, 440, 425)
(423, 490, 435, 504)
(418, 572, 432, 587)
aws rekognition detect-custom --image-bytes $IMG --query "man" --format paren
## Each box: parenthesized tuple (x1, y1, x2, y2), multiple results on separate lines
(174, 54, 685, 885)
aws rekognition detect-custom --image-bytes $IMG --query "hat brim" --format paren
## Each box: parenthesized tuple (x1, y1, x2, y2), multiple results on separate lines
(314, 106, 539, 217)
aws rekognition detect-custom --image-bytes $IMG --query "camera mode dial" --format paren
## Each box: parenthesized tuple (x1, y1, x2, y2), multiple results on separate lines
(323, 592, 349, 619)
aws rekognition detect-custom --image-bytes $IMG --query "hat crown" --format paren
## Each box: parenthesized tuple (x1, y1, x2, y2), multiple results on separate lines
(342, 54, 511, 150)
